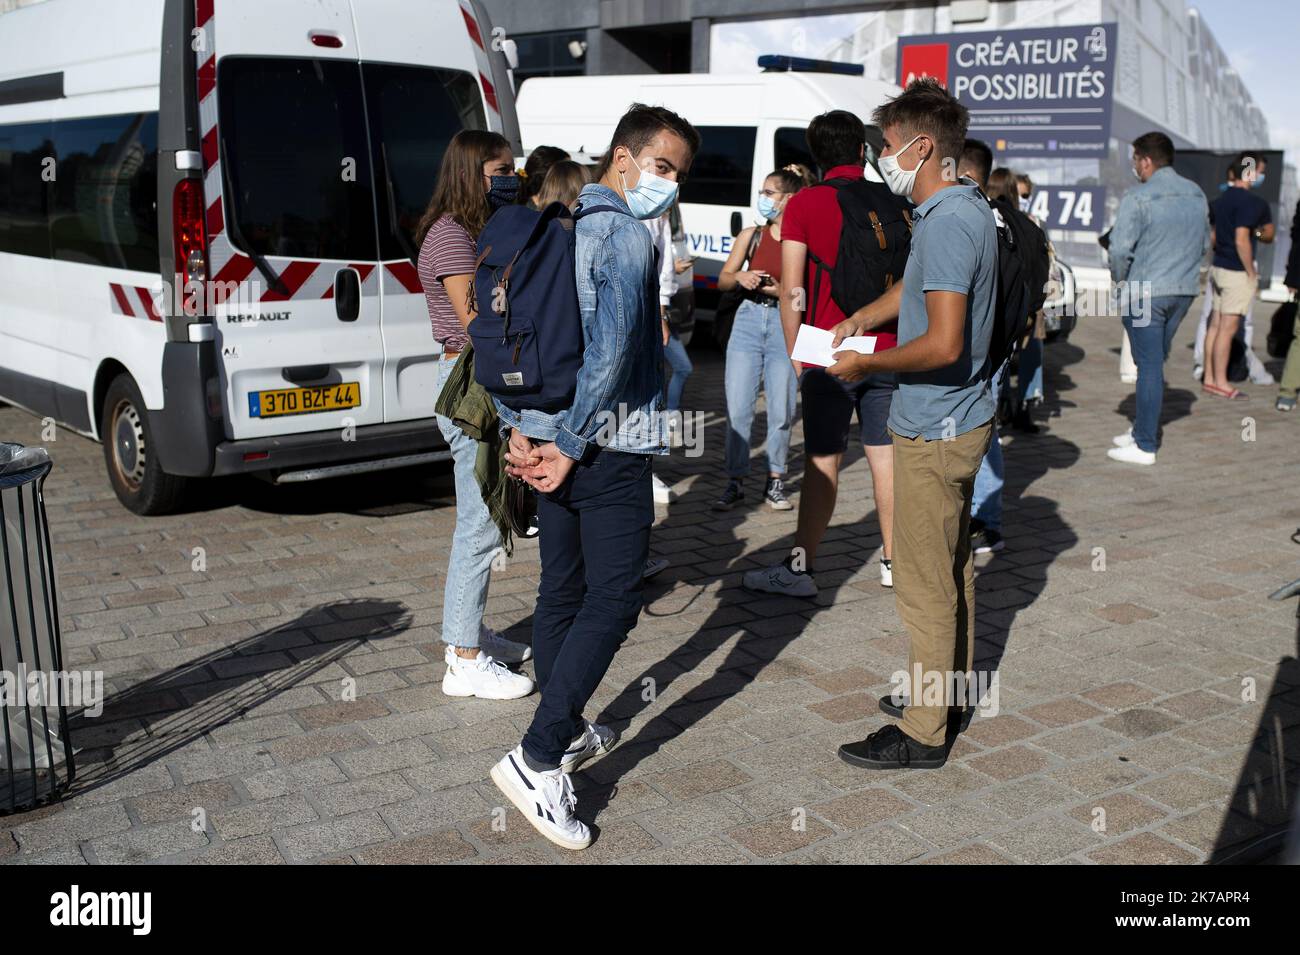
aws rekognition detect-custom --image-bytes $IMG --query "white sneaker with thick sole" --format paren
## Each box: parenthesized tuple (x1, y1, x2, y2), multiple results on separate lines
(1113, 429, 1135, 448)
(490, 746, 591, 850)
(743, 563, 818, 598)
(479, 625, 532, 663)
(560, 721, 618, 773)
(880, 558, 893, 588)
(1106, 444, 1155, 466)
(442, 648, 534, 700)
(652, 473, 673, 505)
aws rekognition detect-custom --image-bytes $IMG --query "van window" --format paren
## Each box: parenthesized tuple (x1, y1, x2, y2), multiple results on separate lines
(774, 127, 818, 180)
(218, 58, 377, 261)
(49, 113, 159, 271)
(362, 64, 484, 259)
(0, 121, 53, 258)
(679, 125, 756, 207)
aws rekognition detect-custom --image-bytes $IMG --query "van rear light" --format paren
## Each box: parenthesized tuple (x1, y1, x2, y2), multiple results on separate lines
(243, 451, 270, 463)
(204, 377, 223, 418)
(310, 32, 343, 48)
(173, 178, 208, 299)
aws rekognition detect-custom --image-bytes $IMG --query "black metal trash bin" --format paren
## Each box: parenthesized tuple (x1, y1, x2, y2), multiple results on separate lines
(0, 443, 75, 813)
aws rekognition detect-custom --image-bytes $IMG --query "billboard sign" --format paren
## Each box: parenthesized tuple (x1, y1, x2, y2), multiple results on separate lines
(897, 23, 1118, 158)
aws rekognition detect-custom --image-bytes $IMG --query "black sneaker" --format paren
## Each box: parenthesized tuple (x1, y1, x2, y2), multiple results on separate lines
(764, 477, 792, 511)
(838, 724, 947, 770)
(712, 479, 744, 511)
(877, 696, 976, 732)
(970, 520, 1005, 555)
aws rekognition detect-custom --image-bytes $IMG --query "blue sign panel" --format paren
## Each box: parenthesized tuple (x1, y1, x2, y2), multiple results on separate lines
(897, 23, 1118, 158)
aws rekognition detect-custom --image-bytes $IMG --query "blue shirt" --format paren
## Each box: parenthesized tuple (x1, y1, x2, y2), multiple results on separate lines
(1211, 186, 1271, 271)
(1107, 165, 1211, 297)
(887, 182, 997, 440)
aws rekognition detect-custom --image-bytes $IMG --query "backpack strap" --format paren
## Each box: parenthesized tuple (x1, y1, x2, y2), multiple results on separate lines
(573, 202, 625, 220)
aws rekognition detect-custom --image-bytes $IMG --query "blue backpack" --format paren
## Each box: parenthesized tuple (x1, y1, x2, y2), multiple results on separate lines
(469, 199, 618, 413)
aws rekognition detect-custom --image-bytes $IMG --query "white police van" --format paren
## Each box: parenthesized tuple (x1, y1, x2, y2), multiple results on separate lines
(515, 57, 900, 320)
(0, 0, 520, 513)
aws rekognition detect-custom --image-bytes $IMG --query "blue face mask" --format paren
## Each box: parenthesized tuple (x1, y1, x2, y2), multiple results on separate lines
(619, 157, 678, 220)
(757, 195, 779, 221)
(1252, 173, 1266, 188)
(486, 175, 519, 209)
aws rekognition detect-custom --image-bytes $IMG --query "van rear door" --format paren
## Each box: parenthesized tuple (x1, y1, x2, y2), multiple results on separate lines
(350, 0, 505, 424)
(203, 0, 385, 441)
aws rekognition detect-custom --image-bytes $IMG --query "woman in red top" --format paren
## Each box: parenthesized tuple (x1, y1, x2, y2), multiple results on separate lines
(713, 165, 813, 512)
(415, 130, 533, 700)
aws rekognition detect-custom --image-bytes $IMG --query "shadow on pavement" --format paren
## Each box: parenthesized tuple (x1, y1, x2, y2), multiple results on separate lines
(57, 599, 410, 803)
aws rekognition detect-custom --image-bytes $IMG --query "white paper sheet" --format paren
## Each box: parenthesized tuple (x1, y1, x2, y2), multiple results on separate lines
(790, 325, 877, 368)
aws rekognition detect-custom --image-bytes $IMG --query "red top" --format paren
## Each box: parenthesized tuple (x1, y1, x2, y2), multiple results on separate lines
(781, 164, 898, 350)
(748, 227, 782, 283)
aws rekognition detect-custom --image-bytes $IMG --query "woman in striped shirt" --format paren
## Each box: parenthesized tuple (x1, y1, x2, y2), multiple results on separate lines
(416, 130, 533, 701)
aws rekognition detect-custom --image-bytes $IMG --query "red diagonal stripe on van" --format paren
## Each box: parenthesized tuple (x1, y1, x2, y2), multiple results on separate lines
(386, 261, 423, 294)
(110, 283, 134, 317)
(460, 7, 485, 49)
(201, 127, 218, 170)
(195, 0, 214, 28)
(197, 55, 216, 101)
(321, 264, 376, 299)
(207, 198, 224, 237)
(479, 73, 499, 113)
(211, 255, 256, 295)
(135, 287, 161, 321)
(261, 261, 319, 302)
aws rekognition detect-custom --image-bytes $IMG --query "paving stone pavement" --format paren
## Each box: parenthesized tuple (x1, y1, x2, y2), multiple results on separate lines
(2, 299, 1298, 865)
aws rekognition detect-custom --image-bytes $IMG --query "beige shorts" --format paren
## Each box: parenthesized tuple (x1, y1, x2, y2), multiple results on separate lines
(1210, 266, 1257, 316)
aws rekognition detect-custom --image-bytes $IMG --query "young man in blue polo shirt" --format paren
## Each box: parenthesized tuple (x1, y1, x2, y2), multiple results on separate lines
(826, 78, 998, 769)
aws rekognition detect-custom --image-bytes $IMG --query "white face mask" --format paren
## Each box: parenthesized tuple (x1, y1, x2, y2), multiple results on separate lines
(878, 135, 926, 199)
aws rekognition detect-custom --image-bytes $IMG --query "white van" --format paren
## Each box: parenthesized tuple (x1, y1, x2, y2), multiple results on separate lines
(0, 0, 520, 513)
(515, 65, 901, 312)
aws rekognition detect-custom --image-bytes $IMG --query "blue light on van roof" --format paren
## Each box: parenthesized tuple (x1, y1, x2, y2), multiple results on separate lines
(757, 55, 865, 76)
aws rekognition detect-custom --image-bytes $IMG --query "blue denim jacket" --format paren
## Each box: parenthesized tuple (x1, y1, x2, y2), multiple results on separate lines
(1108, 166, 1211, 297)
(496, 182, 666, 460)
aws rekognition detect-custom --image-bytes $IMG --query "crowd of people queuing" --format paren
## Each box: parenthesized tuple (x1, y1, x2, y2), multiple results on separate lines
(414, 76, 1291, 850)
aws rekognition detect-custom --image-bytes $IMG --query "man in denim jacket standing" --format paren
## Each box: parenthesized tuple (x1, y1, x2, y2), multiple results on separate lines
(1107, 132, 1211, 465)
(491, 104, 699, 851)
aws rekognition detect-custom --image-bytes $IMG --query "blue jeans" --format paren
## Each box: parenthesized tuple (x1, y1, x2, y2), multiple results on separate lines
(434, 357, 501, 649)
(524, 447, 652, 768)
(972, 364, 1006, 530)
(1018, 336, 1043, 402)
(663, 331, 692, 412)
(724, 299, 797, 477)
(1122, 295, 1194, 453)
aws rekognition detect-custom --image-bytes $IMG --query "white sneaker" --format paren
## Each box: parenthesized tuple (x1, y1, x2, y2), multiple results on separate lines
(442, 648, 534, 700)
(743, 562, 818, 598)
(1193, 364, 1203, 382)
(643, 556, 669, 580)
(652, 473, 673, 505)
(1120, 373, 1137, 384)
(880, 558, 893, 588)
(1113, 429, 1135, 448)
(479, 624, 533, 663)
(560, 720, 618, 774)
(1106, 444, 1155, 466)
(490, 746, 591, 850)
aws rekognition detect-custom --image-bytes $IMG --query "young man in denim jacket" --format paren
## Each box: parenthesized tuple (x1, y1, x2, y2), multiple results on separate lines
(1107, 132, 1211, 464)
(491, 104, 699, 851)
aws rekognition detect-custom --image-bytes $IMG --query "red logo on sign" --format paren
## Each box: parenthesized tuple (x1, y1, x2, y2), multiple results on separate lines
(899, 42, 949, 88)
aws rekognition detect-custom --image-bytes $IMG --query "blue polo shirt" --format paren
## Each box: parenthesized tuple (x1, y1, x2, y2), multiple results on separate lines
(887, 182, 998, 440)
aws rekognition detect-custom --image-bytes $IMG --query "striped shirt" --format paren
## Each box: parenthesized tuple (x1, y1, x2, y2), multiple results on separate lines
(417, 214, 477, 352)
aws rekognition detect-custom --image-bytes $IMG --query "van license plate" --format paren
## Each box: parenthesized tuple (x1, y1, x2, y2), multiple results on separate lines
(249, 383, 361, 418)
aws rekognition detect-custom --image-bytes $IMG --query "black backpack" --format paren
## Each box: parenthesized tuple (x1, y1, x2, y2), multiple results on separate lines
(805, 178, 913, 325)
(987, 196, 1050, 374)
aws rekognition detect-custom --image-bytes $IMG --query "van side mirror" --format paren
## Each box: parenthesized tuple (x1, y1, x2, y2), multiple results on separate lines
(730, 211, 742, 237)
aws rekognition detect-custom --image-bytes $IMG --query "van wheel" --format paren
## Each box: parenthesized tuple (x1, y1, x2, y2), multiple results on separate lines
(101, 374, 186, 515)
